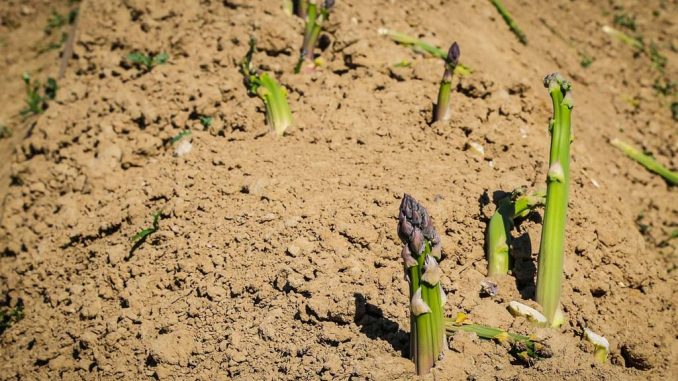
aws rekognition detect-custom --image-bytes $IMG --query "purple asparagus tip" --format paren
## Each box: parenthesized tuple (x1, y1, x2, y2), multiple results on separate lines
(447, 42, 460, 67)
(398, 194, 441, 256)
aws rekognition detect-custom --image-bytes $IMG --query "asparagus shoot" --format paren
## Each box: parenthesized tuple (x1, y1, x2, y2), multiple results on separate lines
(378, 28, 472, 76)
(398, 194, 445, 375)
(295, 0, 334, 73)
(487, 188, 545, 276)
(241, 38, 294, 136)
(444, 314, 552, 366)
(583, 328, 609, 363)
(610, 138, 678, 185)
(489, 0, 527, 45)
(536, 73, 574, 327)
(433, 43, 460, 122)
(602, 25, 643, 51)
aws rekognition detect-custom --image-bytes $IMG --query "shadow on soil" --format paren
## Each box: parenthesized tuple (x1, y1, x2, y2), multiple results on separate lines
(354, 293, 409, 358)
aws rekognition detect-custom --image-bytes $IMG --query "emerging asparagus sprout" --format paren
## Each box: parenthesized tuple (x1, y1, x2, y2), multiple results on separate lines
(398, 194, 445, 375)
(583, 328, 609, 363)
(602, 25, 643, 51)
(610, 138, 678, 185)
(536, 73, 574, 328)
(487, 188, 545, 276)
(489, 0, 527, 45)
(444, 314, 552, 366)
(378, 28, 472, 76)
(432, 42, 460, 123)
(241, 38, 294, 136)
(295, 0, 334, 73)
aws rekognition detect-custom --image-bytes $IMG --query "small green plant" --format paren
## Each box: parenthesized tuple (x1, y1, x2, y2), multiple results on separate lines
(580, 55, 594, 68)
(0, 125, 11, 139)
(295, 0, 334, 73)
(398, 194, 445, 375)
(671, 102, 678, 121)
(131, 211, 162, 243)
(613, 13, 636, 31)
(610, 139, 677, 185)
(20, 73, 58, 117)
(171, 130, 191, 144)
(445, 313, 552, 366)
(127, 51, 169, 72)
(536, 73, 574, 327)
(0, 302, 24, 335)
(653, 78, 676, 96)
(489, 0, 527, 45)
(44, 9, 78, 34)
(199, 116, 213, 128)
(432, 42, 460, 123)
(649, 43, 667, 73)
(486, 188, 545, 276)
(241, 38, 293, 136)
(378, 29, 472, 76)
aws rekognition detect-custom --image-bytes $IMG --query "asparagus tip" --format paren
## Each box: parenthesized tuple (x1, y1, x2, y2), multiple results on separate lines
(447, 42, 460, 66)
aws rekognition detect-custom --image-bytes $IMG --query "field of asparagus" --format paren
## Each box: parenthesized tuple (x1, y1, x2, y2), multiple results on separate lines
(0, 0, 676, 379)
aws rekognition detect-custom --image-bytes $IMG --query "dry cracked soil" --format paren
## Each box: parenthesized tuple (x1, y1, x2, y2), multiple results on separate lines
(0, 0, 676, 380)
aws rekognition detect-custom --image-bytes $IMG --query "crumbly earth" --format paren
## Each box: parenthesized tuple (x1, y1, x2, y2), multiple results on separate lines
(1, 0, 676, 380)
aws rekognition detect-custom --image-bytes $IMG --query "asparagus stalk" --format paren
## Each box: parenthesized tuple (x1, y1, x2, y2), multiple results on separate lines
(489, 0, 527, 45)
(240, 38, 294, 136)
(433, 43, 460, 122)
(487, 188, 545, 276)
(610, 138, 678, 185)
(583, 328, 609, 363)
(602, 25, 643, 51)
(444, 316, 552, 366)
(398, 194, 445, 375)
(377, 28, 472, 76)
(295, 0, 334, 73)
(536, 73, 574, 327)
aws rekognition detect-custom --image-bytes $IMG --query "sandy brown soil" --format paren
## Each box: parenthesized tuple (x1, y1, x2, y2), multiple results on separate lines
(0, 0, 676, 380)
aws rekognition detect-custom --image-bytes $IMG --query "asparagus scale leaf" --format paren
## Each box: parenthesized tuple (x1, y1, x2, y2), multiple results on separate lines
(610, 138, 678, 185)
(489, 0, 527, 45)
(536, 73, 573, 327)
(241, 38, 293, 136)
(398, 194, 445, 375)
(378, 28, 472, 76)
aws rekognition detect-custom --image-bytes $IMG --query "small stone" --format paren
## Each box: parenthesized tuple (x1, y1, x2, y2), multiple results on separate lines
(286, 244, 301, 257)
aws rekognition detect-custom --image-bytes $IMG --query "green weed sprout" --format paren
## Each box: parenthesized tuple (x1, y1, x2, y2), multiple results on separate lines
(489, 0, 527, 45)
(20, 73, 57, 117)
(602, 25, 643, 51)
(378, 28, 472, 76)
(487, 188, 545, 276)
(127, 51, 169, 72)
(241, 38, 293, 136)
(610, 139, 678, 185)
(433, 42, 460, 123)
(171, 130, 191, 144)
(0, 125, 12, 139)
(445, 313, 552, 366)
(398, 194, 445, 375)
(536, 73, 574, 327)
(0, 302, 24, 335)
(295, 0, 334, 73)
(199, 116, 213, 128)
(131, 211, 162, 243)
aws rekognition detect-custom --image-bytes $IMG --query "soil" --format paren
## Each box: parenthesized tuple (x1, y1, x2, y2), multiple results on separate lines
(1, 0, 676, 380)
